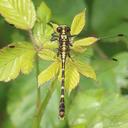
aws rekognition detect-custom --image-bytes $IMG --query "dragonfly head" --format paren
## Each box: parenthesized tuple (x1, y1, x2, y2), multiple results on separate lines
(56, 25, 70, 35)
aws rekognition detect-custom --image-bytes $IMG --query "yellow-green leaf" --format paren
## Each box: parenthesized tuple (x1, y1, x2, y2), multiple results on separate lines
(33, 23, 53, 46)
(74, 60, 96, 80)
(43, 41, 58, 49)
(71, 46, 87, 53)
(65, 60, 80, 93)
(73, 37, 98, 47)
(38, 61, 60, 86)
(38, 49, 56, 61)
(71, 10, 86, 35)
(0, 42, 35, 82)
(37, 2, 51, 22)
(0, 0, 36, 30)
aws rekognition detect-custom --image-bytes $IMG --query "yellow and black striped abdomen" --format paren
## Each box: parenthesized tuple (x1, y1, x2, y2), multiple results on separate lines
(59, 41, 67, 119)
(58, 27, 71, 119)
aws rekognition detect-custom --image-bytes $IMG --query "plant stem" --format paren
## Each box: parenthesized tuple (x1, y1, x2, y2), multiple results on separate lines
(35, 55, 41, 108)
(32, 54, 41, 128)
(28, 30, 37, 48)
(28, 30, 41, 128)
(38, 77, 58, 123)
(28, 29, 57, 127)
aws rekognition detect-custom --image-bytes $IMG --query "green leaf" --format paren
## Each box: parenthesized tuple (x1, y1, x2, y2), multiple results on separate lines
(33, 23, 53, 46)
(72, 37, 98, 53)
(73, 60, 96, 80)
(0, 0, 36, 30)
(0, 42, 35, 82)
(38, 61, 60, 86)
(65, 60, 80, 93)
(43, 41, 58, 49)
(73, 37, 98, 47)
(7, 71, 60, 128)
(37, 2, 51, 23)
(71, 10, 86, 35)
(38, 49, 56, 61)
(71, 46, 87, 53)
(33, 22, 58, 49)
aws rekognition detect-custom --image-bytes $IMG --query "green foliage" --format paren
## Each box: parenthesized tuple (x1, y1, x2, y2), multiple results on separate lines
(0, 0, 36, 30)
(64, 60, 80, 93)
(0, 0, 128, 128)
(91, 0, 128, 36)
(7, 72, 36, 128)
(68, 89, 128, 128)
(38, 49, 56, 61)
(114, 52, 128, 88)
(45, 0, 85, 25)
(73, 60, 96, 80)
(72, 37, 98, 53)
(38, 10, 97, 93)
(0, 42, 35, 82)
(73, 37, 98, 47)
(33, 23, 54, 46)
(71, 10, 85, 35)
(38, 61, 60, 86)
(36, 2, 51, 23)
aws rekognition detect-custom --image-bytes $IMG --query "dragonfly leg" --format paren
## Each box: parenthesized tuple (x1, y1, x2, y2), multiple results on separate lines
(50, 32, 59, 41)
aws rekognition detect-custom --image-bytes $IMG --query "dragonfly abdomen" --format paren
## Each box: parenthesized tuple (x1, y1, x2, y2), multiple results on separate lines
(59, 40, 68, 119)
(52, 25, 71, 119)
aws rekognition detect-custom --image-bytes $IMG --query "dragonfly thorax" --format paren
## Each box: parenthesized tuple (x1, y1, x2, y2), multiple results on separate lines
(60, 34, 68, 41)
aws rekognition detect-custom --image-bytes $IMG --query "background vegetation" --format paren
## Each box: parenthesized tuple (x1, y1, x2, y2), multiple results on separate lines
(0, 0, 128, 128)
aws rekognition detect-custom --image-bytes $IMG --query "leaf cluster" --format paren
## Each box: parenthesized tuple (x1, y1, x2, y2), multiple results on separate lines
(0, 0, 97, 93)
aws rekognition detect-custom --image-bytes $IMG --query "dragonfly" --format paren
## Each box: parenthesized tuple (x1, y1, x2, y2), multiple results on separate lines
(50, 25, 75, 119)
(50, 25, 122, 119)
(48, 11, 125, 119)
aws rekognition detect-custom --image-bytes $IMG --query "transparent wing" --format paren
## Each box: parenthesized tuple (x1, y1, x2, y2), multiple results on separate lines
(71, 47, 119, 77)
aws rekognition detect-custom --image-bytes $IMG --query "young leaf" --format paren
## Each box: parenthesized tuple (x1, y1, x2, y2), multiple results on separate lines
(38, 49, 56, 61)
(0, 0, 36, 30)
(71, 46, 87, 53)
(71, 9, 86, 35)
(43, 41, 58, 49)
(73, 37, 98, 47)
(65, 60, 80, 93)
(0, 42, 35, 82)
(73, 60, 96, 80)
(38, 61, 60, 86)
(33, 23, 54, 45)
(37, 2, 51, 23)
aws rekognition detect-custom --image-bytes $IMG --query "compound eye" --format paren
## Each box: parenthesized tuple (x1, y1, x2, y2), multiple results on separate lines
(57, 27, 62, 33)
(65, 27, 70, 32)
